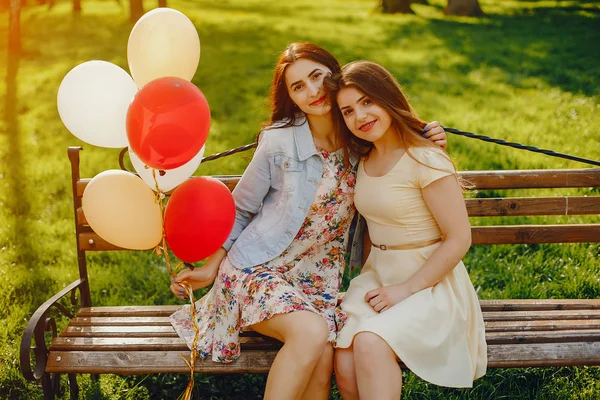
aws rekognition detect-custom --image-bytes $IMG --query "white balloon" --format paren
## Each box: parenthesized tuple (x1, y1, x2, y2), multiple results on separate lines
(57, 61, 138, 148)
(129, 146, 205, 192)
(82, 170, 163, 250)
(128, 8, 201, 88)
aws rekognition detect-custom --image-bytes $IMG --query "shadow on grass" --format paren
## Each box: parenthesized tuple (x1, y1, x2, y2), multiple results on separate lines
(417, 6, 599, 97)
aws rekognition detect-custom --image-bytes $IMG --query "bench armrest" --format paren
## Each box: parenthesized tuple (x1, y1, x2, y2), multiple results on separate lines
(19, 279, 86, 381)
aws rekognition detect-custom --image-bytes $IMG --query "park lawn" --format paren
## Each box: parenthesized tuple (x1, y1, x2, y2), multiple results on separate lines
(1, 0, 599, 398)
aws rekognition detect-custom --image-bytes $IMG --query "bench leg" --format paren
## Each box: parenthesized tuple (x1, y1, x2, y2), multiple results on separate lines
(68, 374, 79, 400)
(42, 372, 60, 400)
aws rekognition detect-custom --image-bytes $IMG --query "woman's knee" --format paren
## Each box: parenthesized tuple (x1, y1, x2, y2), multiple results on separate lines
(353, 332, 392, 365)
(252, 311, 328, 345)
(288, 311, 329, 346)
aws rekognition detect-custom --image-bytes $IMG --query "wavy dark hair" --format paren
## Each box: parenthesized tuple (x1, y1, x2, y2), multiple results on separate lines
(260, 42, 342, 139)
(258, 42, 352, 174)
(325, 61, 461, 183)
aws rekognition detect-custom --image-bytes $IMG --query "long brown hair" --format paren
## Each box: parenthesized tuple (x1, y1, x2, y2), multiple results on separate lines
(325, 61, 460, 178)
(259, 42, 342, 139)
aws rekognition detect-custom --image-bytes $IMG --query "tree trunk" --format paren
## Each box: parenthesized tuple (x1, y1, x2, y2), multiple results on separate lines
(158, 0, 167, 7)
(445, 0, 484, 16)
(382, 0, 413, 14)
(130, 0, 144, 23)
(73, 0, 81, 13)
(8, 0, 21, 54)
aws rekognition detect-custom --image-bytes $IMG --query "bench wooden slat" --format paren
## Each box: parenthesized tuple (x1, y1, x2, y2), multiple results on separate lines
(465, 197, 600, 217)
(46, 350, 278, 374)
(479, 299, 600, 311)
(460, 169, 600, 190)
(46, 340, 600, 375)
(75, 169, 600, 197)
(50, 336, 281, 352)
(65, 319, 599, 334)
(62, 322, 600, 338)
(73, 301, 600, 319)
(76, 197, 600, 228)
(62, 325, 178, 337)
(485, 319, 600, 332)
(70, 317, 172, 326)
(482, 310, 600, 321)
(50, 330, 600, 352)
(79, 232, 124, 251)
(69, 311, 600, 328)
(77, 306, 181, 317)
(61, 320, 600, 338)
(485, 330, 600, 345)
(75, 196, 600, 227)
(62, 325, 265, 339)
(51, 337, 189, 351)
(486, 342, 600, 367)
(471, 225, 600, 244)
(79, 224, 600, 251)
(76, 177, 240, 198)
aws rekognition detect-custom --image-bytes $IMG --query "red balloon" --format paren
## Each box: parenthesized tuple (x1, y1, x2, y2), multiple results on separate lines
(164, 177, 235, 262)
(126, 77, 210, 170)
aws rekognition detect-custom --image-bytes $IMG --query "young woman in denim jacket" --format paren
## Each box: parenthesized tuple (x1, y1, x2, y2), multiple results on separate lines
(169, 42, 447, 400)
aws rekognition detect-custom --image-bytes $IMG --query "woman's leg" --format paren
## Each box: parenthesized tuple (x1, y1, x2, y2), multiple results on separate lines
(334, 346, 359, 400)
(353, 332, 402, 400)
(300, 344, 334, 400)
(251, 311, 329, 400)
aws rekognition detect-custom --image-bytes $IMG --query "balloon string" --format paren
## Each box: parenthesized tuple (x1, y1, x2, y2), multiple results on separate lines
(179, 283, 200, 400)
(151, 169, 200, 399)
(152, 169, 179, 278)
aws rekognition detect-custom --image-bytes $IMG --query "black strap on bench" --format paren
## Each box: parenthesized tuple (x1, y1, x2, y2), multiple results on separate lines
(193, 127, 600, 167)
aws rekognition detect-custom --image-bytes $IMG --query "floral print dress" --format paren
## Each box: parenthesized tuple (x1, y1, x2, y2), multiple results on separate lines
(170, 148, 356, 362)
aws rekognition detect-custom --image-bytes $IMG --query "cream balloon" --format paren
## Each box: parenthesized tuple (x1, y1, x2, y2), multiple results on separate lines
(82, 170, 163, 250)
(129, 146, 205, 193)
(57, 61, 138, 148)
(127, 8, 201, 88)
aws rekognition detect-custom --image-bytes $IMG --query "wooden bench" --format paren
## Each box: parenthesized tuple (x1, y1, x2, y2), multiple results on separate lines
(21, 146, 600, 399)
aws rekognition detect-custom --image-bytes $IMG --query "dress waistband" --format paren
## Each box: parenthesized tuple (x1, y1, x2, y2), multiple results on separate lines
(371, 237, 442, 251)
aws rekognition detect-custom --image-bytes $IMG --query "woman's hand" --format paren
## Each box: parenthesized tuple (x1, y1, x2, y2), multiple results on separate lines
(170, 267, 218, 300)
(423, 121, 447, 150)
(170, 248, 226, 300)
(365, 283, 414, 313)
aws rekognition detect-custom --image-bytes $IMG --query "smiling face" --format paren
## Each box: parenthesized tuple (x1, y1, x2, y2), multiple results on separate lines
(337, 86, 393, 144)
(285, 58, 332, 116)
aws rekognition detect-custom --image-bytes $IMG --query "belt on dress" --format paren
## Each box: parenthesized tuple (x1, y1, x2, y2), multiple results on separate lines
(371, 237, 442, 251)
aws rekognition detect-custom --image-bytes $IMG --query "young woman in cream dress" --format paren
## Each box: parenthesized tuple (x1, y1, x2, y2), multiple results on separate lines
(326, 61, 487, 399)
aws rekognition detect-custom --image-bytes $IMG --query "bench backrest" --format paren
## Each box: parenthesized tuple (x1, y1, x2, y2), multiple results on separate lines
(67, 147, 600, 303)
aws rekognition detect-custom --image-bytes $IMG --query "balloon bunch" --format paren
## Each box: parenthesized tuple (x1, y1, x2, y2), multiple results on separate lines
(58, 9, 236, 398)
(57, 8, 236, 269)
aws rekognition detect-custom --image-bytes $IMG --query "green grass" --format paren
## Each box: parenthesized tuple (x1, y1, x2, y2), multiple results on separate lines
(1, 0, 599, 398)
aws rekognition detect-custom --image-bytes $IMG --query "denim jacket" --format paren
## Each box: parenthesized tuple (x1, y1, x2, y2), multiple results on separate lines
(222, 117, 365, 271)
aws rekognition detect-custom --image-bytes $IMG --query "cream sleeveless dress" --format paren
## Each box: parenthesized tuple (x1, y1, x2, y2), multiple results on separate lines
(335, 146, 487, 388)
